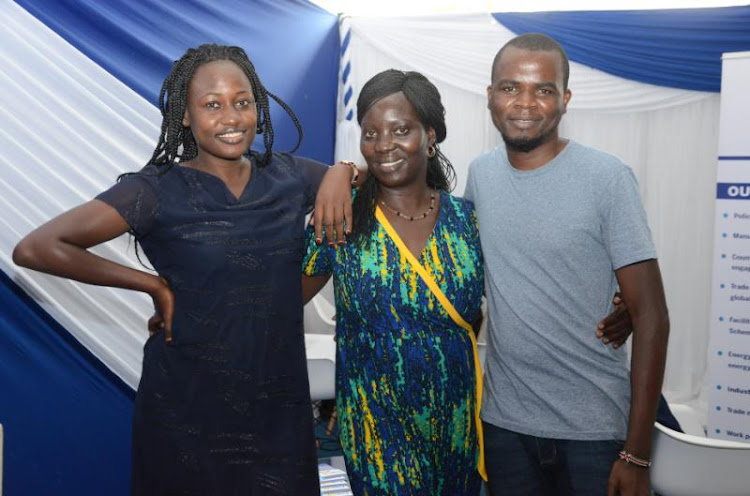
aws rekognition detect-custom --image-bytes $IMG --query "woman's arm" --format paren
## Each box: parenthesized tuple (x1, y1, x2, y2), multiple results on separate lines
(302, 274, 332, 305)
(13, 200, 175, 341)
(313, 162, 367, 246)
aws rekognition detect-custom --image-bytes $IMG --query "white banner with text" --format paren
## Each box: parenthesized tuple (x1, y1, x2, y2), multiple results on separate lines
(708, 51, 750, 443)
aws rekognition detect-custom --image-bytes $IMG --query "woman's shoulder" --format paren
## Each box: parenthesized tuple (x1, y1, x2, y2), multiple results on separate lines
(439, 192, 479, 238)
(257, 152, 328, 182)
(119, 163, 173, 184)
(442, 191, 476, 214)
(102, 163, 180, 204)
(261, 152, 325, 169)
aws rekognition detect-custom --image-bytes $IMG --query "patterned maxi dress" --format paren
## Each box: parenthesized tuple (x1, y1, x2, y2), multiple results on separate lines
(97, 153, 326, 496)
(303, 192, 484, 495)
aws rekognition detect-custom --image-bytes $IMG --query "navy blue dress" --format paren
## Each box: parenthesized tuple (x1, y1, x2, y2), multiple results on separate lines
(97, 153, 327, 496)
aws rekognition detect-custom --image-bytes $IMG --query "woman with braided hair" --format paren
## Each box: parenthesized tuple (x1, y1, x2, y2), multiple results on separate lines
(13, 44, 352, 495)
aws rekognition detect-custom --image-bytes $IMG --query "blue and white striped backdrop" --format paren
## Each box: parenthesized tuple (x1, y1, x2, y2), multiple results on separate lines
(1, 2, 749, 494)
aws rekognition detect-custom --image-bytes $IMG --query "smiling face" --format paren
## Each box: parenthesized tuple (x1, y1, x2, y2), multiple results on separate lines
(487, 46, 571, 153)
(359, 92, 435, 189)
(182, 59, 257, 166)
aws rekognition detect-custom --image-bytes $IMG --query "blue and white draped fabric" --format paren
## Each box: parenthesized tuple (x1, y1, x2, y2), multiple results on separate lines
(3, 1, 750, 493)
(0, 1, 337, 494)
(495, 6, 750, 92)
(334, 15, 365, 164)
(336, 8, 750, 425)
(340, 17, 356, 123)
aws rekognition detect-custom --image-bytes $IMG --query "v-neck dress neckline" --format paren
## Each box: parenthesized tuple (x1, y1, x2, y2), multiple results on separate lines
(376, 190, 445, 261)
(178, 158, 255, 204)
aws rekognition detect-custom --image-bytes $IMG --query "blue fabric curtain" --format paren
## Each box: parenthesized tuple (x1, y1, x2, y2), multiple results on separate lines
(0, 270, 135, 495)
(494, 6, 750, 92)
(15, 0, 340, 162)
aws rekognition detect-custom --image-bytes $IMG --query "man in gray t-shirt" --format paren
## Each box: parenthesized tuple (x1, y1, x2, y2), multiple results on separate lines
(464, 34, 669, 495)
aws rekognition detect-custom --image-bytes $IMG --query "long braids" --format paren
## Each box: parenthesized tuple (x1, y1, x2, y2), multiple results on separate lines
(148, 44, 303, 170)
(351, 69, 456, 241)
(129, 44, 304, 268)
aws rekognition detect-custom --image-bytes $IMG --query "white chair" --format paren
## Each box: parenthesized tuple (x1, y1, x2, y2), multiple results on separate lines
(304, 279, 337, 401)
(303, 281, 336, 335)
(305, 333, 336, 401)
(651, 422, 750, 496)
(666, 403, 705, 437)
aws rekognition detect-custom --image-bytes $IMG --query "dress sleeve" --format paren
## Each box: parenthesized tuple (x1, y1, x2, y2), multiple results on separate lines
(95, 170, 159, 237)
(301, 224, 336, 276)
(294, 155, 330, 212)
(469, 204, 482, 256)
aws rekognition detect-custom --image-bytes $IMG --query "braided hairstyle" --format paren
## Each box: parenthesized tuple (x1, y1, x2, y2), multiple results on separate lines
(351, 69, 456, 240)
(148, 44, 303, 169)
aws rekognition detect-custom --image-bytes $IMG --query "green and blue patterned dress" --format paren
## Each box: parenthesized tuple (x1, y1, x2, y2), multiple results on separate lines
(303, 191, 483, 495)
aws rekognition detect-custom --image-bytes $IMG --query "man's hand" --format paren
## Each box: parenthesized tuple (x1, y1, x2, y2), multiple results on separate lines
(597, 292, 632, 348)
(607, 459, 650, 496)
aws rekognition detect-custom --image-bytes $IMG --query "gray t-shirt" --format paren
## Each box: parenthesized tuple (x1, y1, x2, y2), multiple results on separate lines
(465, 140, 657, 440)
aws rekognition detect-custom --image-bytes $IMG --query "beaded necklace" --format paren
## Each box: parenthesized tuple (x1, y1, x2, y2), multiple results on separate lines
(379, 190, 436, 221)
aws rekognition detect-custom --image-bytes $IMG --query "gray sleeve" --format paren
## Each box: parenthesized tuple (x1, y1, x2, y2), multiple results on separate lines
(600, 165, 657, 270)
(464, 163, 476, 203)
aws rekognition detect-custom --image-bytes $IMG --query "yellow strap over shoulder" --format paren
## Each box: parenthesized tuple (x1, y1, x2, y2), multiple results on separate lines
(375, 206, 487, 481)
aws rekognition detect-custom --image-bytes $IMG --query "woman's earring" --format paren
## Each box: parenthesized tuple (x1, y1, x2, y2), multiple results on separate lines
(427, 145, 436, 158)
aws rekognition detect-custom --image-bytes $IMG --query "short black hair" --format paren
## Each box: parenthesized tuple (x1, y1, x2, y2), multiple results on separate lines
(491, 33, 570, 90)
(352, 69, 456, 239)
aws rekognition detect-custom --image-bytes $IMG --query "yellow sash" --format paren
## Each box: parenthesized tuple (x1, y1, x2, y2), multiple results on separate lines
(375, 206, 487, 481)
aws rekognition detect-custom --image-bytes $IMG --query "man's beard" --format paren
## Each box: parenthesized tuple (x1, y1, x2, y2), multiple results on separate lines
(501, 127, 554, 153)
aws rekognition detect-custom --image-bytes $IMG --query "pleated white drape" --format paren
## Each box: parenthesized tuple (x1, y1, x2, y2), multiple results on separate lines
(1, 1, 160, 388)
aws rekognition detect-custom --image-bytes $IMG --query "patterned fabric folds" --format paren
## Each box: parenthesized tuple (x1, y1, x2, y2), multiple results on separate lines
(303, 192, 484, 495)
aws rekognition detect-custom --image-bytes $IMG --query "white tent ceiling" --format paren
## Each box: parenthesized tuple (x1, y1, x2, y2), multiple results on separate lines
(311, 0, 747, 16)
